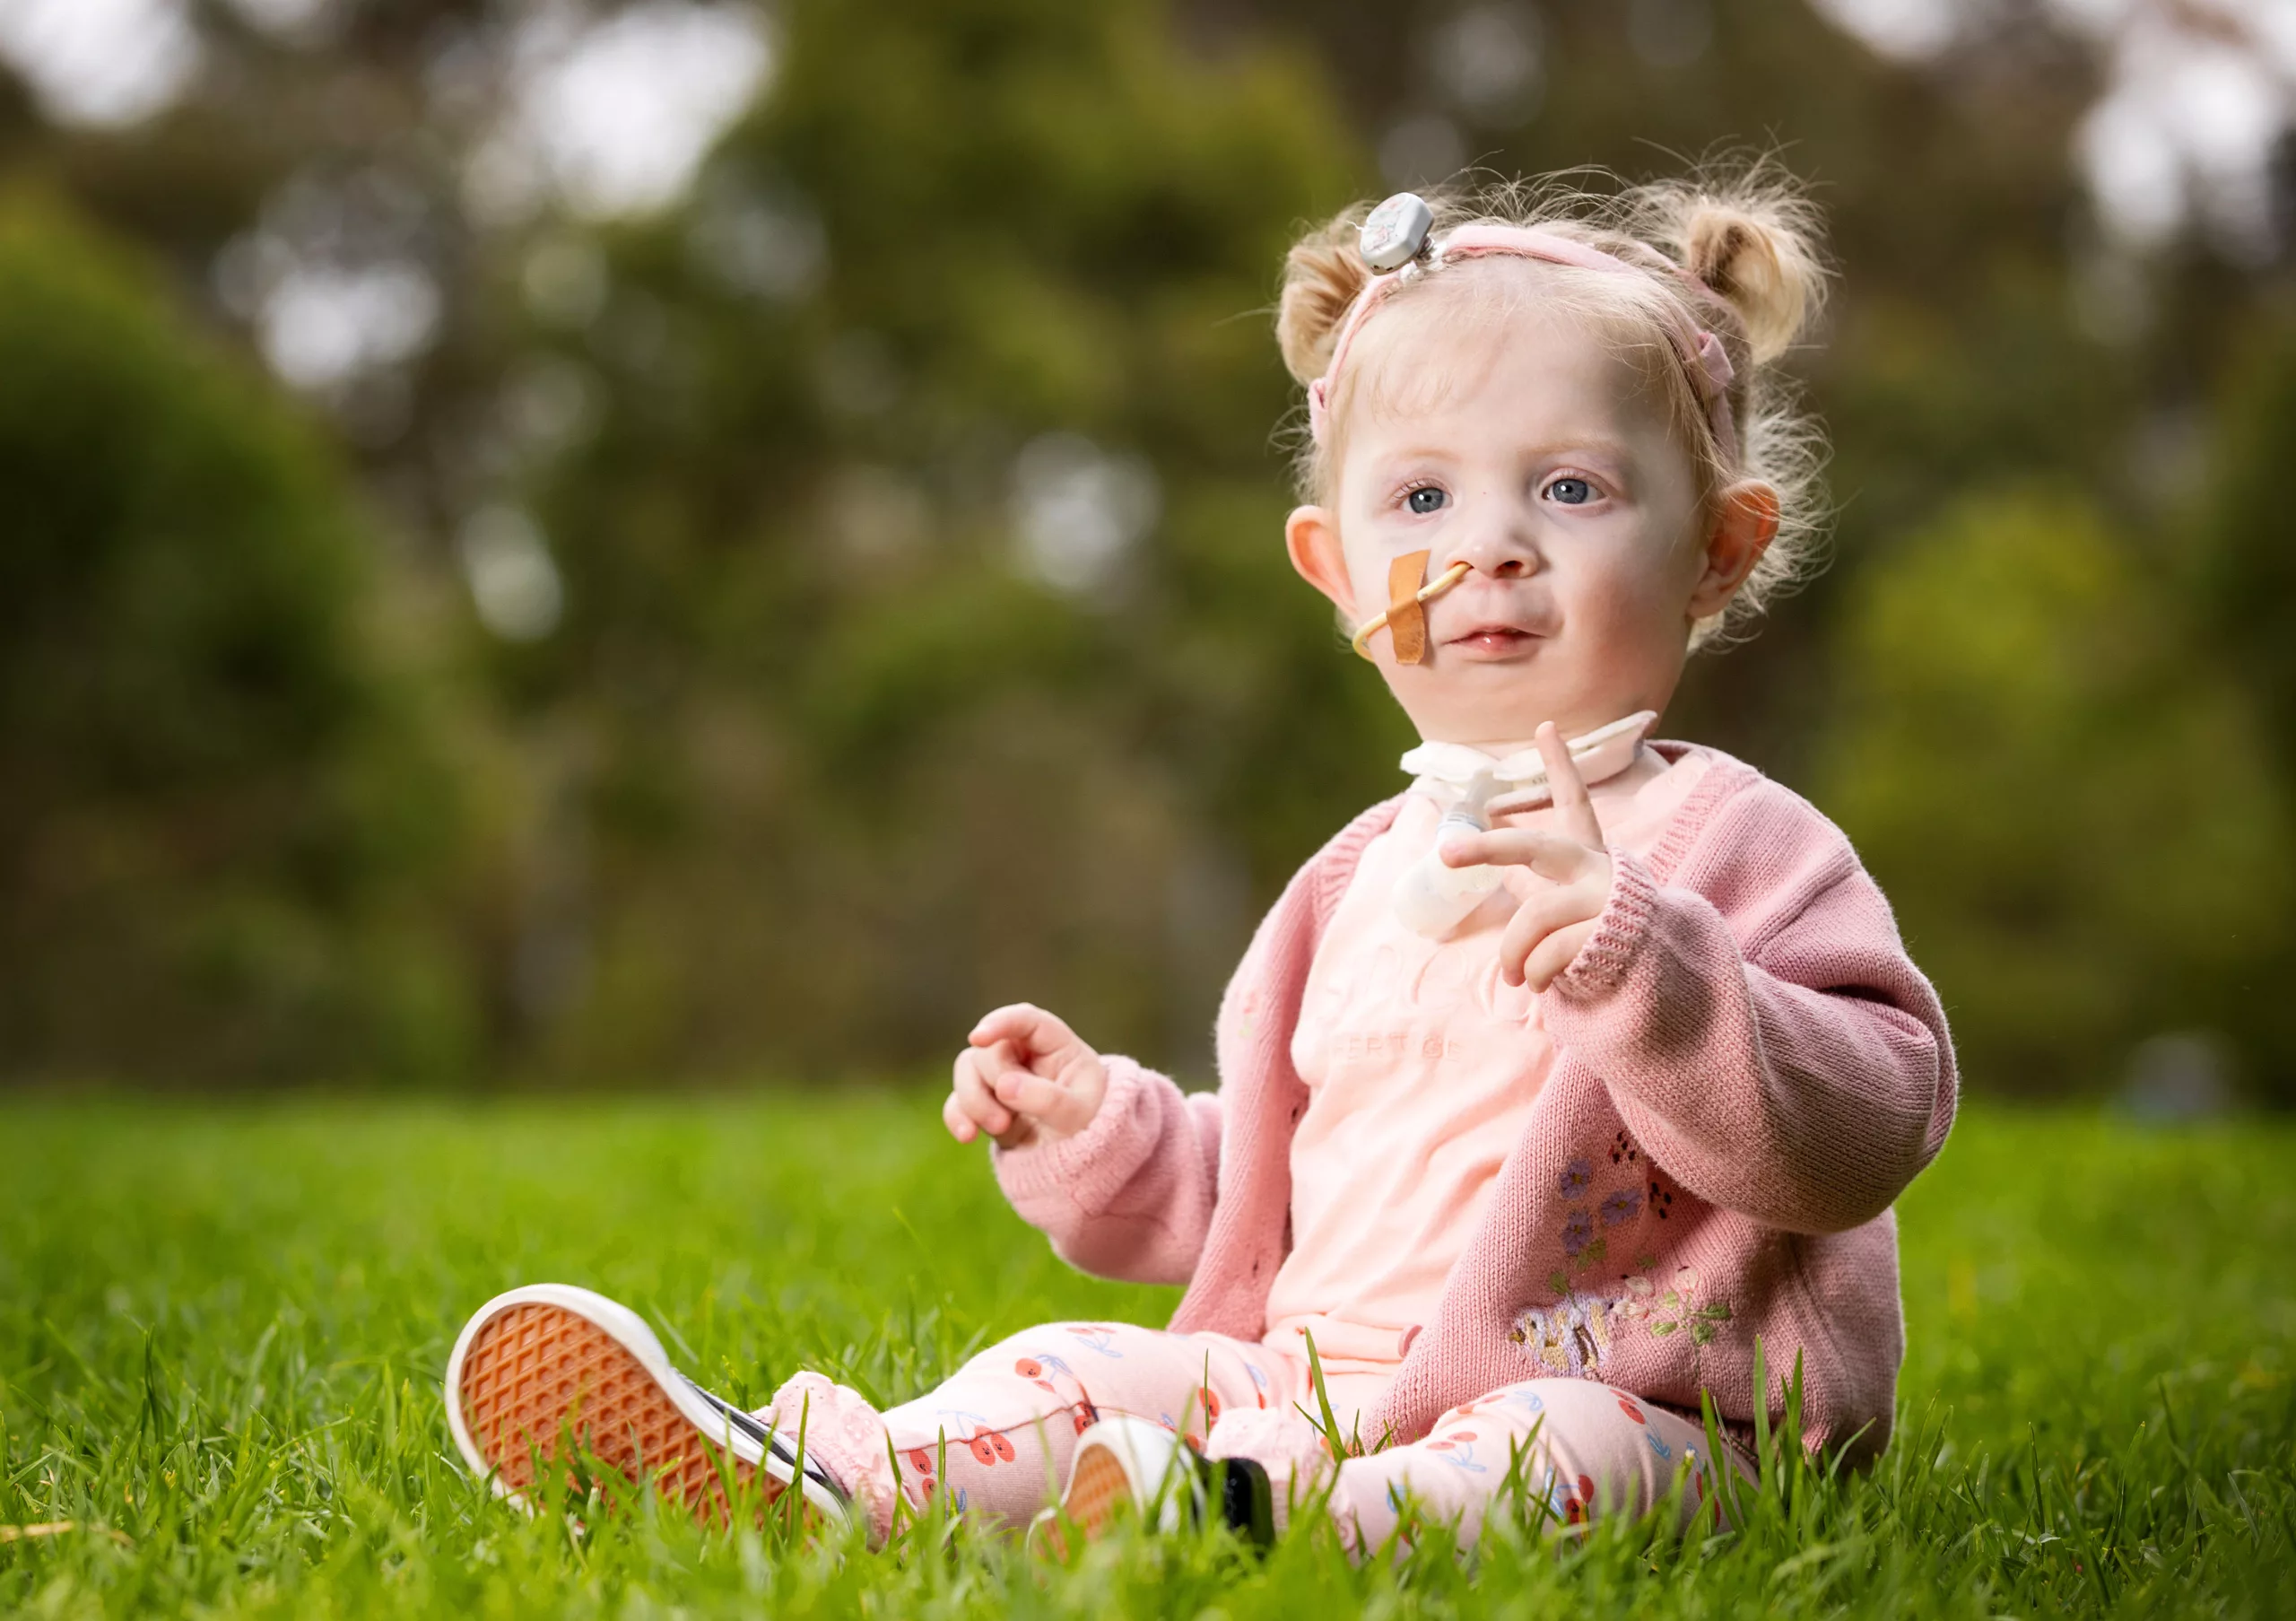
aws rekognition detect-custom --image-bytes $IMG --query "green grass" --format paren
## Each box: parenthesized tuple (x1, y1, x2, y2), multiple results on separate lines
(1, 1093, 2290, 1617)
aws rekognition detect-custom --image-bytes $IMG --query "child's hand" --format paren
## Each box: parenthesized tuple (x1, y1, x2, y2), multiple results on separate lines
(943, 1004, 1109, 1150)
(1439, 721, 1614, 992)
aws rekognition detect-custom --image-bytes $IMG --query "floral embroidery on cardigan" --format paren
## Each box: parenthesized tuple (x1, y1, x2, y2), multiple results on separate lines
(1616, 1257, 1734, 1352)
(1557, 1157, 1596, 1198)
(1509, 1294, 1614, 1376)
(1555, 1134, 1650, 1277)
(1561, 1207, 1602, 1265)
(1532, 1136, 1724, 1384)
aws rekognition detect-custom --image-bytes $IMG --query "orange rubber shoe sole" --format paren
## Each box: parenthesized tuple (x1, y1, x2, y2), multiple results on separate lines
(1029, 1442, 1136, 1560)
(1029, 1415, 1205, 1559)
(445, 1285, 845, 1531)
(1061, 1443, 1137, 1538)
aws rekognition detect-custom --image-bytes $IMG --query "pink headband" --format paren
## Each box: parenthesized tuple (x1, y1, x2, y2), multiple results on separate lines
(1305, 220, 1740, 466)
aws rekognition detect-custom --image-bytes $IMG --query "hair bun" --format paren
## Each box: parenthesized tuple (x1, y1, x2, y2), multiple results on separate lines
(1276, 210, 1374, 385)
(1683, 199, 1823, 364)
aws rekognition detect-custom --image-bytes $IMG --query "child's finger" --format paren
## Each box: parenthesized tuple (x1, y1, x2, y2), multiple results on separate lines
(1019, 1064, 1106, 1137)
(980, 1037, 1055, 1105)
(950, 1047, 1013, 1137)
(1441, 826, 1593, 883)
(941, 1090, 978, 1144)
(969, 1002, 1080, 1062)
(992, 1068, 1077, 1129)
(1536, 722, 1606, 849)
(1523, 919, 1597, 991)
(969, 1002, 1048, 1049)
(1498, 884, 1597, 986)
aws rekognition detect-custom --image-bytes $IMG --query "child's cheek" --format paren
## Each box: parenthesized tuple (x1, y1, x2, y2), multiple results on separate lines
(1343, 539, 1402, 616)
(1563, 542, 1691, 649)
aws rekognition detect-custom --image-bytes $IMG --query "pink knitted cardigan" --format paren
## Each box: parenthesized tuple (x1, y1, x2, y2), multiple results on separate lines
(992, 743, 1956, 1460)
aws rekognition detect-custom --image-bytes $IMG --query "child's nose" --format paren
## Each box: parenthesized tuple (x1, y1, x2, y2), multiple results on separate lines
(1443, 525, 1541, 580)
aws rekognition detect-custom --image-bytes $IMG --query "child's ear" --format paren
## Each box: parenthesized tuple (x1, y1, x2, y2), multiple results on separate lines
(1689, 480, 1780, 622)
(1286, 505, 1358, 617)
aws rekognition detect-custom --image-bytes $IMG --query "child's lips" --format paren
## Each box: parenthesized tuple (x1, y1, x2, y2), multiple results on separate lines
(1444, 623, 1545, 659)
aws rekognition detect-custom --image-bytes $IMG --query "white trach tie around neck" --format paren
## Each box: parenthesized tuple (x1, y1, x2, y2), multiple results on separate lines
(1398, 711, 1658, 811)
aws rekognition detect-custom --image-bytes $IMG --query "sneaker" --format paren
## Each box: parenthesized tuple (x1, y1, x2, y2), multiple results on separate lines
(1031, 1414, 1274, 1555)
(443, 1283, 848, 1530)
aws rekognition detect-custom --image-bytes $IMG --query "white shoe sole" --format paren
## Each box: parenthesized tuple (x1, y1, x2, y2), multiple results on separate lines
(442, 1283, 848, 1529)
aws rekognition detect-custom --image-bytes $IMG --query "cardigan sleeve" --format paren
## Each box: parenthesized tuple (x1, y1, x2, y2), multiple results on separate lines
(1542, 784, 1957, 1234)
(989, 1054, 1223, 1285)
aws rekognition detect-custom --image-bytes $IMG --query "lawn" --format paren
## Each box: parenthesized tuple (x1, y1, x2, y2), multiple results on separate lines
(1, 1093, 2290, 1617)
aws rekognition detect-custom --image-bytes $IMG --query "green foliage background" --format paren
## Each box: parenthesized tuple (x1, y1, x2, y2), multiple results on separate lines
(0, 197, 482, 1085)
(2, 0, 2293, 1100)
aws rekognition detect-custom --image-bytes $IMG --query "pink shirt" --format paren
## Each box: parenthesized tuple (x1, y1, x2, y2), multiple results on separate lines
(1264, 751, 1711, 1425)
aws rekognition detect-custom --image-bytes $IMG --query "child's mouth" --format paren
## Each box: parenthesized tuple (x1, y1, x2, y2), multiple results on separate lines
(1446, 625, 1542, 659)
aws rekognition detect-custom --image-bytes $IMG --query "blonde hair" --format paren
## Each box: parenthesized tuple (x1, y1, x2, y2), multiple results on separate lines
(1276, 163, 1831, 649)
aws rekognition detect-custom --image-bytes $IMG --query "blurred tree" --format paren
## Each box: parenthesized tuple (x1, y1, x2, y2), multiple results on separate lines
(2196, 318, 2296, 784)
(0, 192, 480, 1084)
(499, 0, 1379, 1076)
(0, 0, 2288, 1091)
(2185, 315, 2296, 1095)
(1815, 488, 2294, 1100)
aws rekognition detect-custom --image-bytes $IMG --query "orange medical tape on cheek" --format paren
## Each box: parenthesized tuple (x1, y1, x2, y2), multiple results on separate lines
(1387, 550, 1431, 664)
(1350, 558, 1471, 662)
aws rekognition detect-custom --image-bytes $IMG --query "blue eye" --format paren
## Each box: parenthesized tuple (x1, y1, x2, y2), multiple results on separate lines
(1405, 485, 1448, 515)
(1546, 476, 1594, 505)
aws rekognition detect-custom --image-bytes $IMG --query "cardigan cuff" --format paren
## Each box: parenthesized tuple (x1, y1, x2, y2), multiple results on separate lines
(990, 1053, 1152, 1213)
(1552, 847, 1659, 998)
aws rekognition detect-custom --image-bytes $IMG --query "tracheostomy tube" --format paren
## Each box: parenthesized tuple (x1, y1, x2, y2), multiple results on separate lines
(1392, 769, 1506, 940)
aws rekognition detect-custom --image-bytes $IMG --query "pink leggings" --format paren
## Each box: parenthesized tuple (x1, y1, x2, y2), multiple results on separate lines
(768, 1319, 1749, 1550)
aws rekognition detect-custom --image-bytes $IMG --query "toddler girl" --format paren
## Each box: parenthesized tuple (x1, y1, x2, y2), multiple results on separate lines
(443, 168, 1955, 1555)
